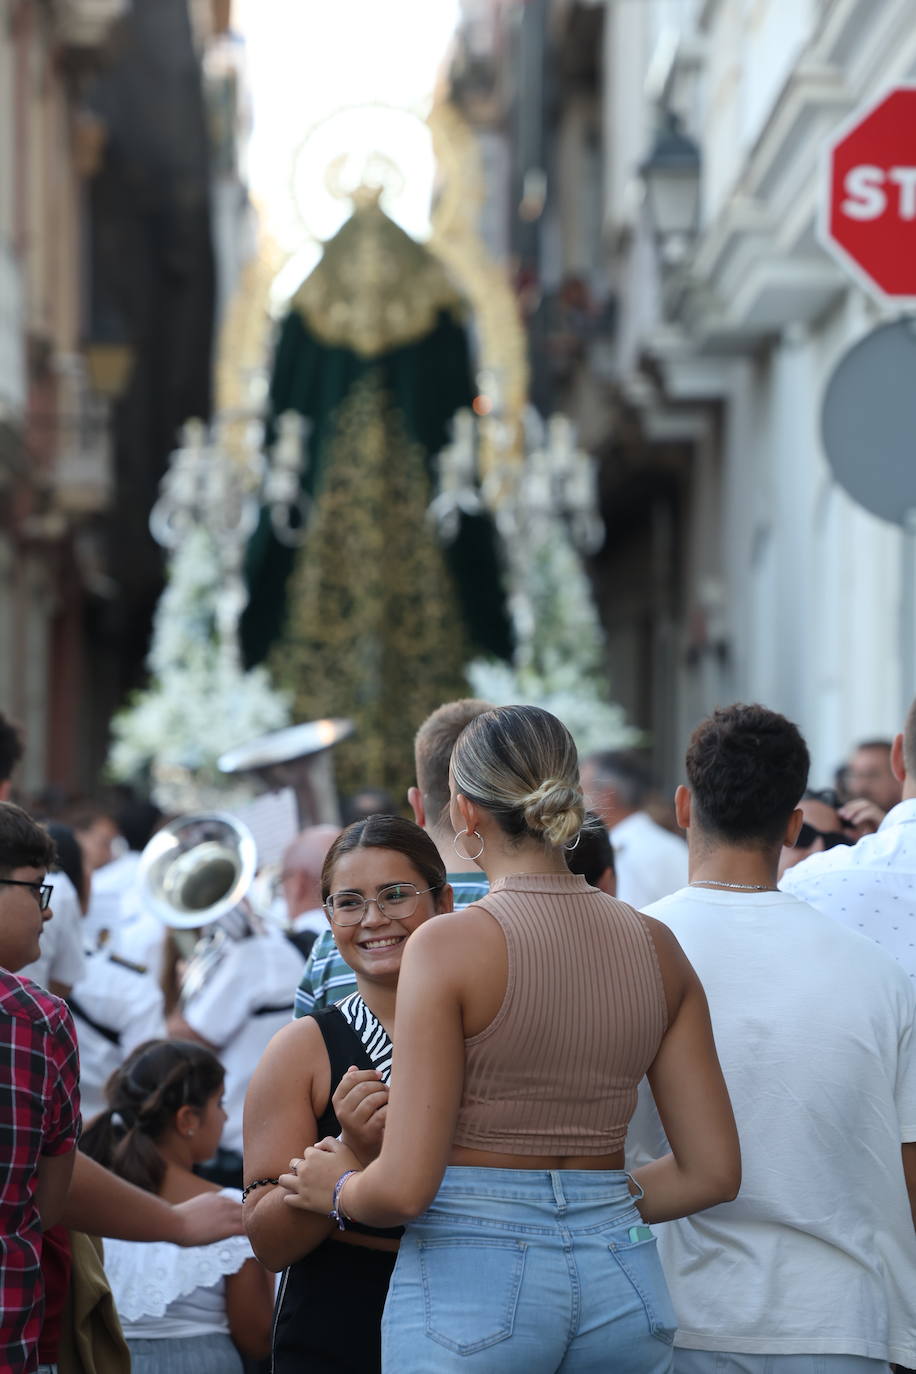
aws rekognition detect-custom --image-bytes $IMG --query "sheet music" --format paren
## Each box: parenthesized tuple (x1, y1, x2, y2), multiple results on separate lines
(230, 788, 299, 868)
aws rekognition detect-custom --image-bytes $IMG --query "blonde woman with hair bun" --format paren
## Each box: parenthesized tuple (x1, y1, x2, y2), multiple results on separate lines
(284, 705, 740, 1372)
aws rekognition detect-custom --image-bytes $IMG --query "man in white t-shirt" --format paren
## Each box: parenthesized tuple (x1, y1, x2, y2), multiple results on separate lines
(627, 702, 916, 1374)
(580, 749, 687, 908)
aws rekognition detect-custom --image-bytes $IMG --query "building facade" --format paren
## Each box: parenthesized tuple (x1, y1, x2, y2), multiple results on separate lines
(0, 0, 242, 798)
(601, 0, 916, 786)
(454, 0, 916, 788)
(0, 0, 128, 794)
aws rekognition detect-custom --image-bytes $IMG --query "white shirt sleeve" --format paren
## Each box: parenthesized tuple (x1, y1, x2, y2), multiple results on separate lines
(45, 872, 87, 987)
(896, 978, 916, 1141)
(120, 970, 167, 1058)
(181, 942, 251, 1049)
(20, 871, 86, 991)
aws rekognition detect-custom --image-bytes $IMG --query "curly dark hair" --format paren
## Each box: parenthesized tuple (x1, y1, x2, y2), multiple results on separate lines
(685, 703, 810, 849)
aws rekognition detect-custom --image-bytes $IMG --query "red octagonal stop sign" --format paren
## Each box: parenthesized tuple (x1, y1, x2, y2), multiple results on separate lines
(821, 84, 916, 302)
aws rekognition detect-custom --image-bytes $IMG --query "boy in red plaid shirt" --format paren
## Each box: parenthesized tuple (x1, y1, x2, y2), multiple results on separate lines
(0, 802, 80, 1374)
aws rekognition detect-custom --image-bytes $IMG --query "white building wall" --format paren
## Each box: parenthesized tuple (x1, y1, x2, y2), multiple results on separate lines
(601, 0, 916, 782)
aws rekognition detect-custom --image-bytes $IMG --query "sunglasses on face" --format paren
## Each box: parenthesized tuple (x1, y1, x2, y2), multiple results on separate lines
(794, 822, 853, 851)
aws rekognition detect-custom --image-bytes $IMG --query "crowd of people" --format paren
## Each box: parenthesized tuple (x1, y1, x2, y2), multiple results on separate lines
(1, 697, 916, 1372)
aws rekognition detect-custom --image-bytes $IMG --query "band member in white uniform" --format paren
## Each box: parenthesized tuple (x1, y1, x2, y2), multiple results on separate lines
(68, 946, 166, 1122)
(169, 921, 305, 1185)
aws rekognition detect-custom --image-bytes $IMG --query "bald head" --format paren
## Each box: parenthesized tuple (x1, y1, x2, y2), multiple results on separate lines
(282, 824, 341, 920)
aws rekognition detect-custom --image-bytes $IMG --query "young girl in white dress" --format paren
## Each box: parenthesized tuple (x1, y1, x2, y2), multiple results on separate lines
(81, 1039, 273, 1373)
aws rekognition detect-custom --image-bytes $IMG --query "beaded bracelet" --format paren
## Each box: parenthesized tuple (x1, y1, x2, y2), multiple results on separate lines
(241, 1176, 280, 1201)
(329, 1169, 360, 1230)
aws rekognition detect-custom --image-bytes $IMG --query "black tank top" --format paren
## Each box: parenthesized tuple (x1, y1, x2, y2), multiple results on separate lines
(309, 995, 402, 1240)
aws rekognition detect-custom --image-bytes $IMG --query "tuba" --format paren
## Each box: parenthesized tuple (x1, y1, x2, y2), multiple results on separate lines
(217, 718, 353, 826)
(137, 812, 260, 1006)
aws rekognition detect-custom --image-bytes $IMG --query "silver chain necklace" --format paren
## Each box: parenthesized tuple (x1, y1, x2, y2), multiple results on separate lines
(688, 879, 776, 892)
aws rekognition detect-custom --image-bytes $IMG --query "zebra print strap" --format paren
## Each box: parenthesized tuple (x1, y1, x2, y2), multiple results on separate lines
(334, 992, 393, 1082)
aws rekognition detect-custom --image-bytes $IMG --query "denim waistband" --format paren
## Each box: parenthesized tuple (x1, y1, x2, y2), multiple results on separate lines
(433, 1165, 640, 1207)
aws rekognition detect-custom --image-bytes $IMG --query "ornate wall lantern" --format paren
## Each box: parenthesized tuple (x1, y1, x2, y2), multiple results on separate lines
(640, 108, 701, 266)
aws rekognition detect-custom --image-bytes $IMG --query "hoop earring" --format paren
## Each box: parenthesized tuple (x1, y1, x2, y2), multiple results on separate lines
(453, 828, 485, 862)
(564, 832, 581, 851)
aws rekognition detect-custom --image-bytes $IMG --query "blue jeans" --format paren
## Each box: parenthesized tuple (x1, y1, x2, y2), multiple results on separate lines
(674, 1356, 891, 1373)
(126, 1335, 243, 1373)
(382, 1166, 676, 1372)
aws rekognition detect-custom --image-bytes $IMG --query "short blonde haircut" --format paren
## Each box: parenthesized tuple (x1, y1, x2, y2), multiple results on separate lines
(414, 699, 492, 827)
(451, 705, 584, 848)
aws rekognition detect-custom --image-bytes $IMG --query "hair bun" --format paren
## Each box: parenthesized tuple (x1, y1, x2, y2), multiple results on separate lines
(522, 779, 585, 847)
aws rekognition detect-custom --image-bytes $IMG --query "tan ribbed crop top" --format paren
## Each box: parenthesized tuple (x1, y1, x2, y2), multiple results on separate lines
(452, 872, 668, 1156)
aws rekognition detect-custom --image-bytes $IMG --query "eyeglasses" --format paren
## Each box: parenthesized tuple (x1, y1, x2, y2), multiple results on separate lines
(324, 883, 437, 927)
(0, 879, 53, 910)
(795, 822, 852, 851)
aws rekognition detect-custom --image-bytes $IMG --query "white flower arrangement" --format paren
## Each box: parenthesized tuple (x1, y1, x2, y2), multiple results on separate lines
(469, 524, 640, 758)
(467, 656, 639, 757)
(108, 525, 291, 810)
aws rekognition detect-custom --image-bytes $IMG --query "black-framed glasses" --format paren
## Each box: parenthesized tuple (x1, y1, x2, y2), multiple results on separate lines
(795, 822, 852, 851)
(0, 879, 53, 910)
(325, 882, 437, 927)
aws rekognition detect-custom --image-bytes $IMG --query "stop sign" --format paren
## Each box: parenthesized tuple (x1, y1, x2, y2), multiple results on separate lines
(821, 85, 916, 301)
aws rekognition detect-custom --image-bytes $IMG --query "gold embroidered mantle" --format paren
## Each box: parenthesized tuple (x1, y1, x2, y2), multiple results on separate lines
(274, 370, 468, 798)
(292, 199, 465, 359)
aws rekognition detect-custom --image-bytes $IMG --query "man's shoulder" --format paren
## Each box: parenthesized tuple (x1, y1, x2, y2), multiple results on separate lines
(620, 811, 687, 858)
(781, 844, 868, 894)
(74, 950, 162, 1006)
(0, 969, 72, 1033)
(450, 874, 490, 909)
(785, 808, 916, 895)
(645, 885, 845, 939)
(648, 886, 913, 995)
(310, 927, 339, 961)
(643, 887, 705, 924)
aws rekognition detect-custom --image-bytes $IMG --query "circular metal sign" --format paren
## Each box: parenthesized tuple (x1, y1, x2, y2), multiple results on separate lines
(821, 319, 916, 525)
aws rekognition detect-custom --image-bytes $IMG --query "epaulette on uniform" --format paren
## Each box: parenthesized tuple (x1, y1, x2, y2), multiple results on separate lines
(108, 952, 148, 976)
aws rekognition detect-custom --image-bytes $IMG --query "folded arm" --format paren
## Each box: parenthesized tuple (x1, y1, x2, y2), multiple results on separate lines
(243, 1017, 336, 1270)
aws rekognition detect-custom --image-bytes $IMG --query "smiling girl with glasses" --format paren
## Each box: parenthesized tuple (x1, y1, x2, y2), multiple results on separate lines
(243, 814, 453, 1373)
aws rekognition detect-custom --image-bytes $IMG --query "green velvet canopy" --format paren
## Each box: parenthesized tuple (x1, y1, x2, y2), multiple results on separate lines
(240, 201, 511, 800)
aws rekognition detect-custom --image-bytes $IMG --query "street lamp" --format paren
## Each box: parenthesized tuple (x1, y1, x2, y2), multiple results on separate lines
(640, 108, 701, 266)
